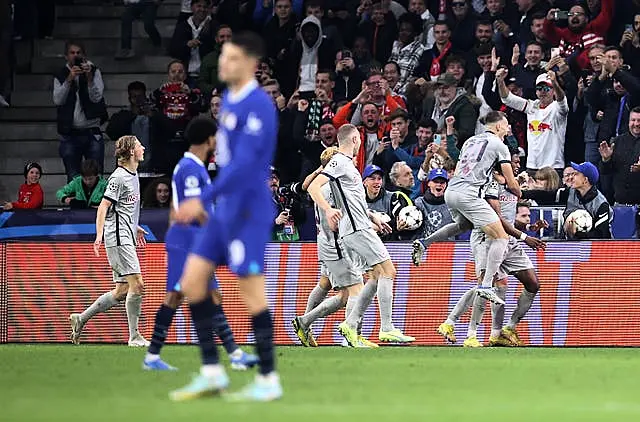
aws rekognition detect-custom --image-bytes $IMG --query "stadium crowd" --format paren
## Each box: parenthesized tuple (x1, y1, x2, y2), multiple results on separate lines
(3, 0, 640, 240)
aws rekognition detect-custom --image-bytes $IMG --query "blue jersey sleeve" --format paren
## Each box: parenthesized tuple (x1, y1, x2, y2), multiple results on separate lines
(200, 96, 278, 204)
(173, 158, 211, 208)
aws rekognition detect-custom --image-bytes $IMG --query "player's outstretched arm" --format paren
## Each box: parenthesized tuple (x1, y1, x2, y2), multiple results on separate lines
(94, 198, 111, 256)
(301, 166, 323, 192)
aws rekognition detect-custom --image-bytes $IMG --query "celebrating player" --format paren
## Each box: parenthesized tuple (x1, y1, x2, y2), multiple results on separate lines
(142, 118, 258, 371)
(292, 147, 378, 348)
(169, 32, 282, 402)
(436, 151, 545, 347)
(413, 111, 521, 305)
(307, 124, 415, 346)
(69, 136, 149, 347)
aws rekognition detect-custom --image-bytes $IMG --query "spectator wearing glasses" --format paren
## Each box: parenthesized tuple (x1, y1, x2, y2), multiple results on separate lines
(544, 0, 614, 70)
(497, 68, 568, 175)
(447, 0, 477, 53)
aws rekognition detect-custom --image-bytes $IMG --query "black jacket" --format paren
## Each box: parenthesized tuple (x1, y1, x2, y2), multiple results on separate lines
(169, 18, 217, 69)
(600, 132, 640, 205)
(54, 66, 108, 135)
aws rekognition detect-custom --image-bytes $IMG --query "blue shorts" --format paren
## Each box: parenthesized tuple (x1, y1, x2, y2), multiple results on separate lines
(190, 215, 271, 277)
(165, 224, 218, 293)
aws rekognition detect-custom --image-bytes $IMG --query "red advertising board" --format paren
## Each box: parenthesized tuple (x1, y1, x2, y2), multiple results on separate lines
(2, 241, 640, 346)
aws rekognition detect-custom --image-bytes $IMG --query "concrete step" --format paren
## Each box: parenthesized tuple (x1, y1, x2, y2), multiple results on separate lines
(35, 38, 171, 58)
(0, 107, 124, 122)
(53, 19, 176, 39)
(0, 143, 116, 175)
(11, 90, 131, 108)
(14, 73, 167, 91)
(0, 123, 59, 141)
(31, 56, 171, 74)
(57, 4, 181, 19)
(0, 140, 63, 159)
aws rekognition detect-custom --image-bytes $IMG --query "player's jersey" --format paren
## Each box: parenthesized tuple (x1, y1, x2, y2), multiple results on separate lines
(484, 179, 518, 224)
(168, 152, 213, 250)
(315, 184, 341, 261)
(448, 132, 511, 195)
(321, 153, 371, 236)
(201, 79, 278, 223)
(103, 166, 140, 247)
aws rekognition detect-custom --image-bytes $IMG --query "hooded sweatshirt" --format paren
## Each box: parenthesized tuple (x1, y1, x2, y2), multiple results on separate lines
(299, 15, 324, 92)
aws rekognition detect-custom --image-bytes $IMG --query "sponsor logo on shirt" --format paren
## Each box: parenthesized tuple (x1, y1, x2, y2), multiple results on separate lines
(528, 120, 552, 135)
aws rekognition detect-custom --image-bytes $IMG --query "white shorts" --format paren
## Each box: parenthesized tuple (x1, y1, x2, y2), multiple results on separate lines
(471, 234, 533, 280)
(445, 189, 499, 229)
(320, 258, 363, 289)
(341, 228, 391, 268)
(106, 245, 141, 283)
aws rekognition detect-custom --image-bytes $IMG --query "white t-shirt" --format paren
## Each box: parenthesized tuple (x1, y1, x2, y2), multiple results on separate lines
(503, 92, 569, 170)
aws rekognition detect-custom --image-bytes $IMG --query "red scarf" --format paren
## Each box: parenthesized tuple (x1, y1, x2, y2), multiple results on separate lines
(430, 42, 452, 78)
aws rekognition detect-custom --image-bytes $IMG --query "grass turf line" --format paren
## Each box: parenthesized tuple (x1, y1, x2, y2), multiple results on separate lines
(1, 345, 639, 422)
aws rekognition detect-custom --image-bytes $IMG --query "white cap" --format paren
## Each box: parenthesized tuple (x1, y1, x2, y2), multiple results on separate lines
(535, 73, 552, 87)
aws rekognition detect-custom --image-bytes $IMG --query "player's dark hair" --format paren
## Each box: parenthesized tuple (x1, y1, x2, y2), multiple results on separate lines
(230, 31, 265, 59)
(185, 117, 218, 146)
(517, 202, 530, 210)
(481, 110, 507, 125)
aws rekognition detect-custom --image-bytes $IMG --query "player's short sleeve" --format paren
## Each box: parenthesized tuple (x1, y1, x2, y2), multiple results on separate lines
(321, 156, 346, 180)
(183, 172, 203, 198)
(104, 174, 123, 203)
(484, 180, 500, 199)
(495, 141, 511, 164)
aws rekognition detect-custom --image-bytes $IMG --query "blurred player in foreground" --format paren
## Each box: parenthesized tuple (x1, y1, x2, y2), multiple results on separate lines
(435, 151, 545, 347)
(170, 32, 282, 402)
(307, 124, 415, 346)
(70, 136, 149, 347)
(142, 118, 258, 371)
(413, 111, 521, 305)
(292, 147, 378, 348)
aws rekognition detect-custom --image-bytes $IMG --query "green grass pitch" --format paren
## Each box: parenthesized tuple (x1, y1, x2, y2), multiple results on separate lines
(1, 345, 639, 421)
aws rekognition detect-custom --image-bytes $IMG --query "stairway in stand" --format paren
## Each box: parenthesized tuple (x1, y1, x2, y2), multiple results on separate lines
(0, 0, 182, 206)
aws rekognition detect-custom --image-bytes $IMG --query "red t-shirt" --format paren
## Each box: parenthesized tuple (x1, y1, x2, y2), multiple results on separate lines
(12, 183, 44, 209)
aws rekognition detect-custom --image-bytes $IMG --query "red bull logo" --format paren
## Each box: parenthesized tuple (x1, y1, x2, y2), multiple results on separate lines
(528, 120, 552, 135)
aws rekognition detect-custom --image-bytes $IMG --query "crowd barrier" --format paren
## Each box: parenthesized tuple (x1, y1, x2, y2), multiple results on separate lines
(2, 241, 640, 346)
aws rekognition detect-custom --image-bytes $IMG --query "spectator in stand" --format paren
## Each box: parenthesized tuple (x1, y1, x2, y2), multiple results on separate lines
(414, 20, 456, 81)
(512, 41, 546, 100)
(55, 159, 106, 209)
(270, 166, 305, 241)
(363, 164, 393, 216)
(295, 103, 338, 179)
(599, 108, 640, 210)
(53, 41, 108, 182)
(497, 68, 568, 175)
(414, 168, 453, 240)
(408, 0, 436, 48)
(528, 12, 552, 60)
(262, 0, 297, 76)
(587, 49, 640, 144)
(357, 1, 398, 66)
(387, 161, 421, 240)
(514, 0, 551, 46)
(620, 14, 640, 77)
(116, 0, 163, 60)
(382, 61, 403, 98)
(483, 0, 520, 57)
(530, 166, 561, 190)
(3, 162, 44, 210)
(178, 0, 193, 22)
(523, 162, 612, 239)
(106, 81, 173, 173)
(334, 49, 366, 103)
(253, 0, 303, 27)
(209, 91, 221, 121)
(419, 72, 478, 147)
(352, 35, 382, 76)
(544, 0, 613, 70)
(515, 202, 532, 227)
(334, 100, 386, 172)
(197, 25, 232, 95)
(305, 0, 343, 51)
(373, 108, 417, 183)
(390, 13, 427, 95)
(575, 44, 605, 164)
(447, 0, 477, 52)
(150, 60, 204, 173)
(143, 178, 171, 208)
(169, 0, 216, 85)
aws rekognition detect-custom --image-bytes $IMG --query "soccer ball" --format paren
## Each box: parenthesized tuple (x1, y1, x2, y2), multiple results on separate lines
(398, 206, 423, 231)
(566, 209, 592, 233)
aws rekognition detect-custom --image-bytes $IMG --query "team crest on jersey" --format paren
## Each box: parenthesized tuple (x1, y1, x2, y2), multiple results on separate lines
(244, 113, 263, 135)
(184, 175, 199, 188)
(221, 112, 237, 130)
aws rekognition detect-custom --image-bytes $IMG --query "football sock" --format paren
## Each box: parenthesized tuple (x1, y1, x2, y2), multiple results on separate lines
(346, 280, 377, 328)
(490, 286, 507, 338)
(125, 292, 143, 338)
(419, 222, 466, 246)
(377, 276, 395, 332)
(305, 284, 329, 314)
(189, 299, 219, 365)
(147, 304, 176, 356)
(299, 295, 344, 329)
(467, 295, 486, 338)
(252, 309, 275, 375)
(212, 304, 238, 355)
(508, 289, 537, 329)
(446, 287, 476, 325)
(80, 292, 119, 323)
(481, 238, 509, 288)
